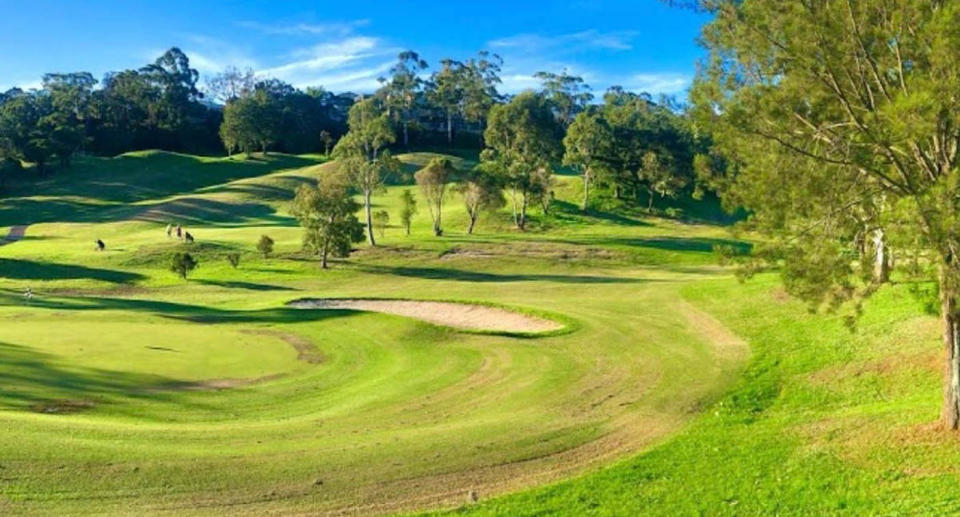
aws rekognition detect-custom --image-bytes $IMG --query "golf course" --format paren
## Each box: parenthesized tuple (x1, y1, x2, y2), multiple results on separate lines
(5, 1, 960, 514)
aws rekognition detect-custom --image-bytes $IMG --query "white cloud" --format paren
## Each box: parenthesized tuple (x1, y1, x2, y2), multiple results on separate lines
(257, 37, 396, 91)
(489, 30, 637, 53)
(623, 73, 691, 95)
(238, 19, 369, 37)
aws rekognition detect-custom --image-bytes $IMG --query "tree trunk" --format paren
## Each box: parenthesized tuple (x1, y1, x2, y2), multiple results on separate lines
(647, 189, 655, 212)
(321, 243, 329, 269)
(447, 112, 453, 145)
(364, 189, 376, 246)
(873, 228, 890, 283)
(941, 264, 960, 430)
(467, 214, 477, 234)
(518, 192, 528, 231)
(403, 123, 409, 147)
(582, 168, 590, 212)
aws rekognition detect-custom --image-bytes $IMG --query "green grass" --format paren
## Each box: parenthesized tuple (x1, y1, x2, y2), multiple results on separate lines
(1, 148, 950, 515)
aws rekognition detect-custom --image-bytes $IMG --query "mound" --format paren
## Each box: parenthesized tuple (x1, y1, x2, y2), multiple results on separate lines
(289, 298, 562, 333)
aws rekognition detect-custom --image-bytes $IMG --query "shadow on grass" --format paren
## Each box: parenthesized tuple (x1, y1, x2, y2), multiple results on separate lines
(0, 341, 207, 415)
(0, 258, 145, 283)
(352, 264, 651, 284)
(563, 236, 752, 254)
(196, 279, 298, 291)
(0, 290, 349, 325)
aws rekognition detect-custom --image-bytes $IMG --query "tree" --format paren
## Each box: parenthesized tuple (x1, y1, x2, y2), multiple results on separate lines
(638, 151, 686, 212)
(690, 0, 960, 429)
(428, 59, 465, 145)
(481, 92, 563, 230)
(42, 72, 96, 167)
(535, 70, 593, 127)
(257, 235, 274, 258)
(332, 98, 399, 246)
(205, 66, 255, 104)
(415, 156, 457, 236)
(373, 210, 390, 239)
(291, 172, 365, 269)
(170, 252, 198, 279)
(399, 189, 417, 235)
(378, 51, 428, 146)
(457, 168, 504, 234)
(461, 52, 503, 128)
(564, 109, 613, 211)
(219, 95, 259, 156)
(319, 130, 333, 155)
(0, 91, 55, 173)
(226, 253, 241, 269)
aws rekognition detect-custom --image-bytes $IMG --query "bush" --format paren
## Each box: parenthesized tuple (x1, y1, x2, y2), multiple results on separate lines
(226, 253, 240, 268)
(373, 210, 390, 238)
(257, 235, 274, 258)
(665, 207, 684, 219)
(170, 252, 198, 279)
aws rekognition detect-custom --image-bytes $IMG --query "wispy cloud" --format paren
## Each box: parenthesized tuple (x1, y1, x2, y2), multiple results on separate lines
(623, 73, 691, 95)
(489, 30, 637, 53)
(237, 19, 369, 37)
(258, 37, 396, 91)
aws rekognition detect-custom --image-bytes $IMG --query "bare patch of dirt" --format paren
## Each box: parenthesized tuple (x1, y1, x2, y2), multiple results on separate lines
(288, 299, 562, 333)
(241, 329, 325, 364)
(0, 225, 28, 246)
(675, 300, 749, 362)
(165, 373, 287, 391)
(30, 399, 95, 414)
(807, 350, 939, 386)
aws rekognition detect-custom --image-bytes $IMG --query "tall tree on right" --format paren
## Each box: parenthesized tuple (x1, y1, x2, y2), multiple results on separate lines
(482, 92, 562, 230)
(691, 0, 960, 429)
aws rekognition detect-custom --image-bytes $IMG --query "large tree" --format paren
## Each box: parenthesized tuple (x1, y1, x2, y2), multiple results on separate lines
(482, 91, 563, 230)
(205, 66, 255, 105)
(378, 51, 428, 147)
(564, 108, 613, 211)
(427, 59, 465, 145)
(691, 0, 960, 429)
(291, 172, 365, 269)
(332, 98, 399, 246)
(535, 70, 593, 127)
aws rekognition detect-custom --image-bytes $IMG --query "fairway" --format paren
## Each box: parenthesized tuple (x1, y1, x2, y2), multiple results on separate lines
(0, 152, 747, 515)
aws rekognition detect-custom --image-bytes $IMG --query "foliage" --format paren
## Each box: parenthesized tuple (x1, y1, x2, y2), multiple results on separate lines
(378, 51, 429, 147)
(257, 235, 274, 258)
(481, 91, 563, 230)
(535, 70, 594, 127)
(290, 172, 365, 268)
(457, 167, 505, 234)
(399, 188, 418, 235)
(169, 251, 198, 279)
(563, 108, 613, 211)
(691, 0, 960, 428)
(226, 252, 240, 269)
(373, 209, 390, 238)
(415, 156, 457, 236)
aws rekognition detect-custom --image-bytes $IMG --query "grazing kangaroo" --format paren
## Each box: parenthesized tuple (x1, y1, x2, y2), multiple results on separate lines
(184, 232, 194, 244)
(96, 239, 105, 251)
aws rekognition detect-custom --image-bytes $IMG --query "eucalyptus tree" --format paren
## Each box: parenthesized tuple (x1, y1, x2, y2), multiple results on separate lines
(332, 98, 399, 246)
(399, 189, 418, 236)
(378, 51, 428, 147)
(691, 0, 960, 429)
(415, 156, 457, 236)
(428, 59, 465, 144)
(564, 109, 613, 211)
(461, 51, 503, 128)
(291, 171, 364, 269)
(205, 66, 255, 104)
(482, 91, 563, 230)
(534, 70, 593, 127)
(457, 168, 505, 234)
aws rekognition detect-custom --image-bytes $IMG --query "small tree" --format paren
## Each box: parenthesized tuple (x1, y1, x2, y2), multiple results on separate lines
(170, 252, 198, 279)
(373, 210, 390, 239)
(257, 235, 274, 258)
(564, 109, 613, 211)
(415, 157, 456, 236)
(319, 130, 333, 155)
(399, 189, 417, 236)
(226, 253, 240, 269)
(291, 172, 365, 269)
(457, 168, 505, 234)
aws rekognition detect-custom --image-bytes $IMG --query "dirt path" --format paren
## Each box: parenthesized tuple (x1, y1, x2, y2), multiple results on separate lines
(288, 298, 562, 333)
(0, 225, 28, 246)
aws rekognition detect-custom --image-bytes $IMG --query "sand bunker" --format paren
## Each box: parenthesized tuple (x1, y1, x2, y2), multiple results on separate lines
(289, 298, 562, 333)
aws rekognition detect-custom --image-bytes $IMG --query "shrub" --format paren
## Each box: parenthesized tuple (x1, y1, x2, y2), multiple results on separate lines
(226, 253, 240, 268)
(170, 252, 198, 279)
(373, 210, 390, 239)
(257, 235, 274, 258)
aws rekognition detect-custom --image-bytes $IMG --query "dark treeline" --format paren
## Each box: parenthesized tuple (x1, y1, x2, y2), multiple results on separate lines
(1, 46, 708, 216)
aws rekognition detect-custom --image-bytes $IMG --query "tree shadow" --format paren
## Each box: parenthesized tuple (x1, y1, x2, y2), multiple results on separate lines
(351, 264, 651, 284)
(195, 279, 298, 291)
(0, 258, 145, 283)
(562, 236, 752, 254)
(0, 341, 207, 416)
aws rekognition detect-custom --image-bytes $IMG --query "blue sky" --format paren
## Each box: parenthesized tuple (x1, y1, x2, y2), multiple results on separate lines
(0, 1, 710, 98)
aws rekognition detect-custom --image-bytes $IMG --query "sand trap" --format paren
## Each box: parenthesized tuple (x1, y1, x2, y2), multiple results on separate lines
(289, 298, 562, 333)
